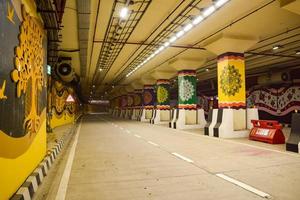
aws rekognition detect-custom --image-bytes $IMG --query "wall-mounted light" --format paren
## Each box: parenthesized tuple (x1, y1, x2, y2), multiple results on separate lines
(126, 0, 230, 78)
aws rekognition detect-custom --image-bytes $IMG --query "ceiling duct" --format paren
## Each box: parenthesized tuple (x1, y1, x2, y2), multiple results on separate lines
(76, 0, 91, 77)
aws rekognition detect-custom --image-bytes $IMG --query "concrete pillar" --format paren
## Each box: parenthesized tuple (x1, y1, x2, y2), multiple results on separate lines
(151, 70, 176, 124)
(205, 33, 259, 138)
(170, 58, 206, 129)
(140, 84, 155, 122)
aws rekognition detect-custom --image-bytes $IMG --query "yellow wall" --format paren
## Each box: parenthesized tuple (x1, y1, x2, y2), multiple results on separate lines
(0, 120, 46, 200)
(0, 1, 47, 199)
(51, 113, 75, 129)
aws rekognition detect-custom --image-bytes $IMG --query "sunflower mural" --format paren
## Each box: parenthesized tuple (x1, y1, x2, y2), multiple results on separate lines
(156, 79, 170, 109)
(178, 70, 197, 109)
(217, 52, 246, 108)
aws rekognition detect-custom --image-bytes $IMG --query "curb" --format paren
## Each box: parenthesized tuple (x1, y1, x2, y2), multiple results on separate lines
(10, 138, 66, 200)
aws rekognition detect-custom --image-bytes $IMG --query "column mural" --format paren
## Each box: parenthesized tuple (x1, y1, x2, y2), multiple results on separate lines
(121, 95, 128, 108)
(156, 79, 170, 110)
(217, 52, 246, 108)
(127, 92, 134, 108)
(0, 3, 47, 199)
(133, 89, 142, 108)
(178, 70, 197, 109)
(143, 84, 155, 109)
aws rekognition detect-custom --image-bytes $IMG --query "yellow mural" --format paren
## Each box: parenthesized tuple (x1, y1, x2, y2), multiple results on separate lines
(7, 1, 15, 24)
(0, 2, 47, 199)
(11, 5, 44, 134)
(50, 80, 77, 129)
(0, 80, 7, 99)
(217, 53, 246, 108)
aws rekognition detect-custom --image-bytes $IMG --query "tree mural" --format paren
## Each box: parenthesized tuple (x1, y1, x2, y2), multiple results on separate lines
(11, 6, 44, 134)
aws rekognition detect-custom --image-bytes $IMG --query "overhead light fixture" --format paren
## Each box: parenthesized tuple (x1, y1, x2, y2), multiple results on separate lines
(126, 0, 230, 78)
(164, 41, 170, 47)
(205, 68, 210, 72)
(120, 7, 129, 19)
(93, 85, 95, 88)
(272, 45, 281, 50)
(183, 23, 193, 32)
(192, 16, 204, 25)
(99, 68, 103, 71)
(169, 36, 177, 43)
(296, 50, 300, 55)
(215, 0, 229, 8)
(176, 30, 185, 38)
(203, 6, 216, 17)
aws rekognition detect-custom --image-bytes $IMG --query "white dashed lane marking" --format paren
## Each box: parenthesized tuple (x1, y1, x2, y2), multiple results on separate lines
(134, 134, 141, 138)
(216, 173, 271, 199)
(148, 141, 159, 146)
(171, 152, 194, 163)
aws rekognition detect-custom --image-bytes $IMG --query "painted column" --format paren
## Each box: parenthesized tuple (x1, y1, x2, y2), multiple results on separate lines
(127, 92, 134, 108)
(133, 89, 143, 109)
(121, 95, 127, 109)
(156, 79, 170, 110)
(143, 85, 155, 109)
(178, 70, 197, 110)
(217, 52, 246, 108)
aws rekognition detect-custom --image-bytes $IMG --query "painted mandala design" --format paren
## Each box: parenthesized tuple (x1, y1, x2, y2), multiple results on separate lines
(179, 79, 194, 102)
(220, 65, 242, 96)
(157, 86, 168, 103)
(143, 91, 153, 105)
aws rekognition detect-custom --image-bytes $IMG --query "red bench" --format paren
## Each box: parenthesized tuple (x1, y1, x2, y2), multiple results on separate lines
(249, 120, 285, 144)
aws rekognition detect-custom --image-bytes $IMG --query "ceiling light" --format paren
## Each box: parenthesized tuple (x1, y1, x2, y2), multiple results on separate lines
(192, 15, 204, 25)
(205, 68, 210, 72)
(99, 68, 103, 71)
(296, 50, 300, 55)
(93, 85, 95, 88)
(120, 7, 129, 19)
(163, 41, 170, 47)
(176, 30, 185, 38)
(273, 45, 281, 50)
(183, 23, 193, 32)
(215, 0, 229, 8)
(158, 46, 165, 52)
(203, 6, 216, 17)
(169, 36, 177, 43)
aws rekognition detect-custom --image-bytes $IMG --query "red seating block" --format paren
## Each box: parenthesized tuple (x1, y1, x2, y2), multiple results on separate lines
(249, 120, 285, 144)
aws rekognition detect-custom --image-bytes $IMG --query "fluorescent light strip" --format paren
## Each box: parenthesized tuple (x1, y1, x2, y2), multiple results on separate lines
(126, 0, 230, 77)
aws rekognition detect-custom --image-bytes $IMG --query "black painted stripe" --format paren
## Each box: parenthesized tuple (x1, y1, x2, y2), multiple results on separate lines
(204, 110, 213, 136)
(32, 172, 41, 185)
(10, 194, 24, 200)
(213, 109, 223, 138)
(39, 164, 47, 176)
(22, 182, 34, 198)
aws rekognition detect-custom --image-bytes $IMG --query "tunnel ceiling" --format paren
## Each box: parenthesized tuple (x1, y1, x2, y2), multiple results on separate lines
(60, 0, 300, 99)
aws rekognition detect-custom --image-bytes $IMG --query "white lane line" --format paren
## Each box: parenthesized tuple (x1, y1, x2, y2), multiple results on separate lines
(134, 134, 141, 138)
(171, 152, 194, 163)
(120, 127, 124, 130)
(55, 121, 82, 200)
(216, 173, 271, 199)
(125, 130, 131, 134)
(148, 141, 159, 146)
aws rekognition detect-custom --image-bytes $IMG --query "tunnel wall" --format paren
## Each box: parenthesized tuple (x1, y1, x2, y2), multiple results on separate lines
(0, 1, 47, 199)
(50, 80, 78, 129)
